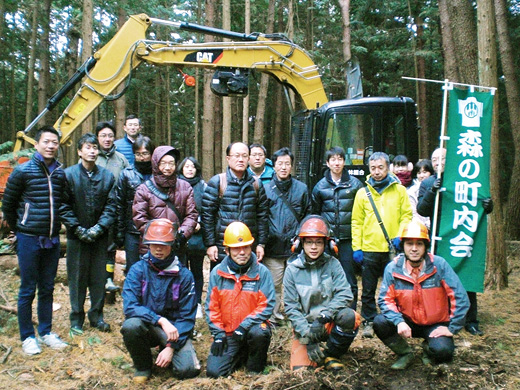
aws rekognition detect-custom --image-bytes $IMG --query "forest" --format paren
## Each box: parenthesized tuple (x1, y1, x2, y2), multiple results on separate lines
(1, 0, 520, 282)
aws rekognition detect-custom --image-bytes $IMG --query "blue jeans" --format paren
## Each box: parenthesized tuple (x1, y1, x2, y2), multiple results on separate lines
(16, 233, 60, 341)
(337, 240, 360, 310)
(361, 251, 391, 322)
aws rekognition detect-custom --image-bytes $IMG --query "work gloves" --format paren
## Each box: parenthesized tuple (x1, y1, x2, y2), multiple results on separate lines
(482, 198, 493, 214)
(306, 343, 325, 363)
(174, 229, 187, 252)
(232, 325, 247, 343)
(308, 310, 332, 343)
(75, 224, 104, 243)
(353, 250, 364, 265)
(432, 178, 442, 192)
(75, 226, 89, 242)
(115, 232, 125, 248)
(210, 336, 228, 357)
(392, 237, 401, 251)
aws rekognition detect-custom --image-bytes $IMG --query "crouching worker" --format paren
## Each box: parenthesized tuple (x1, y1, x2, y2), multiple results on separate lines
(206, 222, 275, 378)
(121, 219, 200, 383)
(284, 215, 361, 371)
(374, 221, 469, 370)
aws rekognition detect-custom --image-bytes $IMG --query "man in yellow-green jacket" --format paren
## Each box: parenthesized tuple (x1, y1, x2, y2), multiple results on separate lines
(351, 152, 412, 338)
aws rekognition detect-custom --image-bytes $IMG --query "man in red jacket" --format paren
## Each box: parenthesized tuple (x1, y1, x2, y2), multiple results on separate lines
(205, 222, 275, 378)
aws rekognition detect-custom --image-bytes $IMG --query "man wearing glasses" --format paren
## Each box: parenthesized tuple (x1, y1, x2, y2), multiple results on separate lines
(202, 142, 269, 268)
(115, 114, 142, 166)
(247, 143, 274, 185)
(95, 121, 129, 293)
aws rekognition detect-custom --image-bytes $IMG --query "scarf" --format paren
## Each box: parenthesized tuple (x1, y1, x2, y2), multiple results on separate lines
(227, 256, 253, 275)
(148, 252, 175, 270)
(395, 171, 412, 187)
(135, 160, 153, 175)
(273, 176, 292, 192)
(368, 175, 391, 194)
(179, 174, 201, 187)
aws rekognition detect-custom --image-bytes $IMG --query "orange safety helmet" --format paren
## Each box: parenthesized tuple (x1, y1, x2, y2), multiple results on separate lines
(143, 218, 177, 246)
(298, 215, 331, 239)
(400, 221, 430, 242)
(223, 221, 255, 247)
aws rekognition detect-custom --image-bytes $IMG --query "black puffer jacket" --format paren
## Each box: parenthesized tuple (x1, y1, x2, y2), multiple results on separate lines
(264, 177, 311, 258)
(417, 174, 439, 226)
(115, 166, 147, 235)
(311, 168, 363, 241)
(2, 154, 66, 237)
(201, 168, 269, 260)
(61, 163, 116, 239)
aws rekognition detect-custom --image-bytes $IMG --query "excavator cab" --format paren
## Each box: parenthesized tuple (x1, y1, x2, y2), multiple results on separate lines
(291, 96, 419, 189)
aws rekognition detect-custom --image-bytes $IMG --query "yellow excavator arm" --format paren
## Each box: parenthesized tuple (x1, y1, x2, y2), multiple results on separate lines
(14, 13, 327, 151)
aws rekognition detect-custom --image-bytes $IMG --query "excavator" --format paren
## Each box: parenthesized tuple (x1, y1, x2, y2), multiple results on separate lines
(11, 13, 418, 188)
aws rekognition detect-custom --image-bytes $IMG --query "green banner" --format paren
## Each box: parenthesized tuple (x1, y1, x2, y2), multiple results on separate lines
(436, 88, 494, 293)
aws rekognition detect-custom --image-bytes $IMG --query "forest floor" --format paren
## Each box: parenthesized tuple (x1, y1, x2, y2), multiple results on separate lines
(0, 244, 519, 390)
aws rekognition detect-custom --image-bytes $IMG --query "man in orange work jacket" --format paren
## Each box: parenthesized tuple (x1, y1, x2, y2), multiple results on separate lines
(205, 222, 275, 378)
(374, 221, 469, 370)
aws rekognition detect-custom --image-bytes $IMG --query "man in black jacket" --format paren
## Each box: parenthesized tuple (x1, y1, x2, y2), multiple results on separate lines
(201, 142, 269, 268)
(263, 147, 311, 326)
(61, 133, 116, 335)
(312, 146, 363, 310)
(2, 126, 69, 355)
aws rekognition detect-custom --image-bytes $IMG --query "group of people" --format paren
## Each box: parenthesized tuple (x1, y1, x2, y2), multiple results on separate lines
(1, 120, 493, 382)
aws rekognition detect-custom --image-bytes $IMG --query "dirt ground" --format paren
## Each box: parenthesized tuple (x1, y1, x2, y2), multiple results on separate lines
(0, 244, 518, 390)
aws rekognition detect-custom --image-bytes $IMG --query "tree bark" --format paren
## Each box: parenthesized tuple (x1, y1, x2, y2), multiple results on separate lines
(25, 4, 39, 128)
(242, 0, 251, 144)
(477, 0, 507, 289)
(438, 0, 459, 81)
(114, 7, 127, 137)
(338, 0, 351, 98)
(494, 0, 520, 240)
(80, 0, 93, 134)
(253, 0, 276, 144)
(222, 0, 231, 168)
(37, 0, 51, 124)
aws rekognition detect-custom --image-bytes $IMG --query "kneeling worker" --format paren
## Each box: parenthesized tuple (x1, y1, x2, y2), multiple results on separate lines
(284, 215, 361, 371)
(206, 222, 275, 378)
(121, 219, 200, 383)
(375, 221, 469, 369)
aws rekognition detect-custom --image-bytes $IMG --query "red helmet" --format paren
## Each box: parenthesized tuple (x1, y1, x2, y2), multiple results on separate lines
(298, 215, 331, 239)
(143, 219, 177, 246)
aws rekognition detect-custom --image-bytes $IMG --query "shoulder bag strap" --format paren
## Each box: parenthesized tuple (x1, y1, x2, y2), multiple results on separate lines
(145, 179, 182, 222)
(364, 187, 392, 246)
(271, 182, 302, 223)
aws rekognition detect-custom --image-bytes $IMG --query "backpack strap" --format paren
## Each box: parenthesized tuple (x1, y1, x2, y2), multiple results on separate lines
(218, 172, 258, 199)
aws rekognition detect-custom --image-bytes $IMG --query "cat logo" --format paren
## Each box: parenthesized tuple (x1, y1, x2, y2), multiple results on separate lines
(184, 49, 223, 64)
(196, 52, 214, 63)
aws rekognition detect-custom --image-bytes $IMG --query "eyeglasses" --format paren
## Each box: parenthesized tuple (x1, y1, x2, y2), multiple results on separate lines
(303, 239, 325, 247)
(250, 153, 265, 158)
(135, 152, 151, 158)
(98, 134, 115, 139)
(159, 161, 176, 168)
(229, 154, 249, 160)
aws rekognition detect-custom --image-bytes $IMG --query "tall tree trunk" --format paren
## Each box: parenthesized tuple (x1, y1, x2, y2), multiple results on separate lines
(114, 7, 127, 136)
(37, 0, 51, 123)
(0, 0, 5, 41)
(253, 0, 276, 144)
(338, 0, 351, 98)
(80, 0, 93, 134)
(25, 4, 39, 127)
(438, 0, 460, 81)
(221, 0, 231, 168)
(272, 6, 285, 152)
(495, 0, 520, 240)
(414, 11, 429, 156)
(202, 0, 217, 179)
(478, 0, 507, 289)
(242, 0, 251, 144)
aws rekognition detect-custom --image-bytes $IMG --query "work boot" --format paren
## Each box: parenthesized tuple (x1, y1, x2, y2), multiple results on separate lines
(421, 341, 432, 365)
(323, 356, 344, 372)
(362, 322, 374, 338)
(105, 278, 120, 293)
(385, 335, 414, 370)
(133, 369, 151, 384)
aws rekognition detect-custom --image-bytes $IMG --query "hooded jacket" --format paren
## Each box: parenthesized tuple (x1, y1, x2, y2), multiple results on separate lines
(95, 144, 129, 181)
(122, 253, 196, 350)
(312, 168, 363, 241)
(132, 146, 198, 238)
(205, 253, 275, 338)
(378, 252, 469, 335)
(351, 173, 412, 252)
(283, 252, 353, 339)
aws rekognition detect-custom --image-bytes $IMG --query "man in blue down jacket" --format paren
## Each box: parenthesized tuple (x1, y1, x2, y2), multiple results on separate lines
(263, 147, 311, 326)
(2, 126, 69, 355)
(202, 141, 269, 267)
(122, 218, 200, 383)
(61, 133, 116, 334)
(312, 146, 363, 310)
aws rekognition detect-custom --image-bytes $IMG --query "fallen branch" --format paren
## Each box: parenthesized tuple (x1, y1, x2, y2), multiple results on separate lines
(0, 345, 12, 364)
(0, 305, 37, 324)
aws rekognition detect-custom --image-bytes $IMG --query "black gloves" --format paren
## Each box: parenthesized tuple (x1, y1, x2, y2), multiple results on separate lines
(74, 226, 90, 242)
(210, 336, 228, 357)
(432, 178, 442, 192)
(318, 310, 333, 324)
(232, 325, 247, 343)
(306, 343, 325, 363)
(308, 321, 327, 343)
(115, 232, 125, 248)
(482, 198, 494, 214)
(174, 229, 187, 252)
(86, 224, 104, 241)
